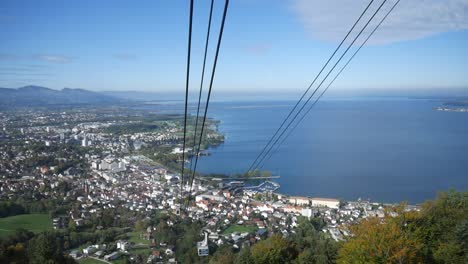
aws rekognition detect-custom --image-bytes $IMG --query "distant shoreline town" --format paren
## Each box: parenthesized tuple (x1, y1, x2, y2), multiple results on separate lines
(434, 106, 468, 112)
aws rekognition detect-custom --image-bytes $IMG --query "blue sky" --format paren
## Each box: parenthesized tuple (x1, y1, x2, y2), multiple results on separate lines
(0, 0, 467, 95)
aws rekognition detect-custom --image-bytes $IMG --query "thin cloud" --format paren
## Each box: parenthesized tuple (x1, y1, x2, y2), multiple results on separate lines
(0, 66, 45, 72)
(36, 55, 73, 63)
(24, 64, 49, 69)
(0, 72, 53, 76)
(292, 0, 468, 45)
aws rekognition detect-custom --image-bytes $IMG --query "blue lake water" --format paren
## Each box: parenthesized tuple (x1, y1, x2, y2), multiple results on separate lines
(188, 99, 468, 204)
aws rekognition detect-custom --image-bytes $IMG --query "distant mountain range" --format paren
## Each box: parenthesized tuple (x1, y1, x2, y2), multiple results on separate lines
(0, 85, 124, 107)
(3, 86, 467, 108)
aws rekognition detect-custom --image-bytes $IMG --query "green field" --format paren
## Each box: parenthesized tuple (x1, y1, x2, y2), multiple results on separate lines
(222, 225, 257, 235)
(0, 214, 52, 237)
(126, 231, 149, 245)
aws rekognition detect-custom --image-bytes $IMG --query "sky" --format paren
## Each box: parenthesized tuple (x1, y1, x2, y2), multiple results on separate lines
(0, 0, 467, 96)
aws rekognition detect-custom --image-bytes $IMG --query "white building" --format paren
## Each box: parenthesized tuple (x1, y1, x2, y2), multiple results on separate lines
(83, 246, 97, 255)
(311, 198, 340, 209)
(116, 240, 130, 251)
(172, 147, 191, 154)
(288, 196, 310, 206)
(195, 194, 225, 203)
(301, 208, 314, 218)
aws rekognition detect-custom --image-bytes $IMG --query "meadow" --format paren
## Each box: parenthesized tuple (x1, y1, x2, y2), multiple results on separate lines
(0, 214, 52, 237)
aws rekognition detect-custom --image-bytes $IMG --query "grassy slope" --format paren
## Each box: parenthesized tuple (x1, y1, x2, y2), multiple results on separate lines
(126, 231, 150, 245)
(0, 213, 52, 237)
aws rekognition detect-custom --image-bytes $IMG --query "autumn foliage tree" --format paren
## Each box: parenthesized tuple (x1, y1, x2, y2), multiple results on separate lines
(251, 234, 297, 264)
(338, 191, 468, 264)
(210, 245, 236, 264)
(337, 206, 422, 264)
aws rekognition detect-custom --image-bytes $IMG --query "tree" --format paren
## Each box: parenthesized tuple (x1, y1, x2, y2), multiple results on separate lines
(235, 246, 254, 264)
(338, 191, 468, 263)
(411, 191, 468, 263)
(0, 243, 28, 263)
(27, 231, 77, 264)
(254, 193, 262, 201)
(175, 221, 203, 263)
(68, 219, 77, 232)
(0, 201, 26, 217)
(210, 245, 235, 264)
(100, 210, 115, 227)
(0, 229, 34, 263)
(294, 250, 314, 264)
(134, 220, 145, 232)
(291, 217, 338, 264)
(454, 219, 468, 261)
(153, 221, 176, 245)
(251, 234, 296, 264)
(337, 206, 422, 264)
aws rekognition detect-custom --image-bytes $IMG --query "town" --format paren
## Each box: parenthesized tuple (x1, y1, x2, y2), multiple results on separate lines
(0, 106, 418, 264)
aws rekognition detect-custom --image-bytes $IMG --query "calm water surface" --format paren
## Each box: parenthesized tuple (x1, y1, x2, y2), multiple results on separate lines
(194, 99, 468, 204)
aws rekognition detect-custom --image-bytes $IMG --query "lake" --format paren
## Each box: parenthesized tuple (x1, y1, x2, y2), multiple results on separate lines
(190, 99, 468, 204)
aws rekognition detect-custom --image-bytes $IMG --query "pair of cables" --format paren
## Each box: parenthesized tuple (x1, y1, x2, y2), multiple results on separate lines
(246, 0, 401, 173)
(180, 0, 230, 199)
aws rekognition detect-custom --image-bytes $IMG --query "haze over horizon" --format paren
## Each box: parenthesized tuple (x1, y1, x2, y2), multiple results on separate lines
(1, 0, 467, 94)
(3, 85, 468, 102)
